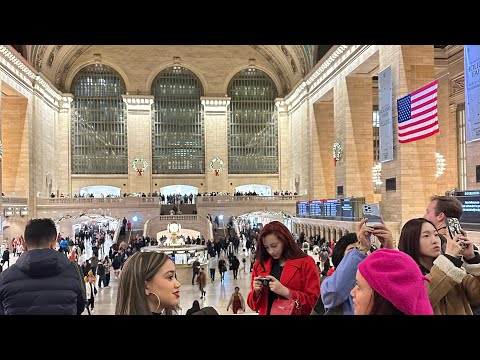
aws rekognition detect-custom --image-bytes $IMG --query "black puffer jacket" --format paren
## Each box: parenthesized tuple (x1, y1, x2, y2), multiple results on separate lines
(0, 248, 86, 315)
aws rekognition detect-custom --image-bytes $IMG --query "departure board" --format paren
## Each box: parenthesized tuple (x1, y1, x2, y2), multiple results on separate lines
(324, 199, 340, 218)
(309, 200, 323, 217)
(341, 198, 353, 219)
(456, 195, 480, 224)
(296, 201, 309, 217)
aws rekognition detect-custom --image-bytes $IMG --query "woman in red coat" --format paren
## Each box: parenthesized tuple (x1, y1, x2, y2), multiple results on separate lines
(247, 221, 320, 315)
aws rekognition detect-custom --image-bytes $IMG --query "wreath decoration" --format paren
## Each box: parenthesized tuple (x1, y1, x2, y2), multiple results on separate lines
(209, 157, 224, 176)
(332, 142, 342, 166)
(132, 158, 149, 176)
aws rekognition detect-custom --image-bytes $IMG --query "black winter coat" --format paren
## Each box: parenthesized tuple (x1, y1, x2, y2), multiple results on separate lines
(0, 248, 86, 315)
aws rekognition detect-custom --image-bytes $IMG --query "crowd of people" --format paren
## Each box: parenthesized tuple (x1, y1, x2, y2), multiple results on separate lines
(1, 194, 479, 316)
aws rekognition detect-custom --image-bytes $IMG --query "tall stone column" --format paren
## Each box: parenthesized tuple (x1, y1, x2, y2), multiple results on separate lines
(312, 102, 335, 199)
(379, 45, 436, 225)
(122, 95, 154, 194)
(57, 95, 72, 195)
(334, 75, 374, 202)
(201, 97, 230, 193)
(435, 102, 458, 194)
(277, 100, 292, 192)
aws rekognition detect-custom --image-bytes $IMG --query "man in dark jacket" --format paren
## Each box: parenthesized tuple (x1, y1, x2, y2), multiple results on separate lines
(0, 218, 86, 315)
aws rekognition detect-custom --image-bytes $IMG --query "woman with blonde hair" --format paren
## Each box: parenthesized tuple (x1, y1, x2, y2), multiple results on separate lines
(115, 251, 181, 315)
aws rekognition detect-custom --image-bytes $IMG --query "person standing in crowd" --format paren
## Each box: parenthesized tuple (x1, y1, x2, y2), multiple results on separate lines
(247, 221, 320, 315)
(227, 286, 246, 314)
(196, 267, 207, 299)
(191, 257, 200, 285)
(1, 248, 10, 269)
(208, 254, 217, 282)
(218, 255, 227, 282)
(351, 248, 434, 315)
(398, 218, 480, 315)
(0, 218, 85, 315)
(319, 219, 394, 315)
(115, 252, 181, 315)
(85, 271, 97, 314)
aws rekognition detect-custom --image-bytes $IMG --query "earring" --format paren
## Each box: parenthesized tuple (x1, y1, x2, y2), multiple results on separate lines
(149, 292, 161, 312)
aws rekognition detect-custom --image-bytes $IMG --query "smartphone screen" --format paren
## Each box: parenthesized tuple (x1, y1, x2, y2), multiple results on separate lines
(362, 204, 382, 227)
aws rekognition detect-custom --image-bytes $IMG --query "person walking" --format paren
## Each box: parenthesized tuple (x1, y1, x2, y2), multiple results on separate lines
(227, 286, 246, 314)
(196, 267, 207, 299)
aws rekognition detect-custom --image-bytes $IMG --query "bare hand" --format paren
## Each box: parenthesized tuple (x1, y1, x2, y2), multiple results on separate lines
(445, 233, 468, 258)
(355, 218, 373, 250)
(371, 222, 394, 249)
(253, 277, 264, 293)
(265, 275, 289, 298)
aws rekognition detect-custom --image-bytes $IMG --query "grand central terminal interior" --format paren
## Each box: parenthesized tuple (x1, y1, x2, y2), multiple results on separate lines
(0, 45, 479, 315)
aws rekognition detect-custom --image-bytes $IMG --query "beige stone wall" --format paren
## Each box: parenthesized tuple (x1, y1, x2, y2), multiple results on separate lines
(436, 76, 458, 194)
(2, 97, 29, 196)
(56, 99, 71, 195)
(203, 105, 229, 193)
(278, 104, 292, 192)
(379, 45, 437, 225)
(31, 94, 58, 204)
(466, 141, 480, 189)
(312, 101, 334, 199)
(126, 109, 152, 194)
(290, 101, 310, 195)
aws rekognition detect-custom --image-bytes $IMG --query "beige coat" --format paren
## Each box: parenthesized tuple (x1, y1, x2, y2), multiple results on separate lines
(427, 255, 480, 315)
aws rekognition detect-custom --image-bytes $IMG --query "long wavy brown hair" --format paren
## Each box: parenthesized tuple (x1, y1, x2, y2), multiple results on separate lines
(256, 221, 307, 270)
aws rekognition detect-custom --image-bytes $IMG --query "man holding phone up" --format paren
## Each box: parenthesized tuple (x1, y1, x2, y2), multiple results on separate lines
(423, 195, 477, 254)
(424, 195, 480, 314)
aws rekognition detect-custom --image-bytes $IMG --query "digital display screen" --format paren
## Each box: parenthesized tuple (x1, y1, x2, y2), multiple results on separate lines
(309, 200, 323, 217)
(457, 195, 480, 224)
(296, 201, 309, 217)
(341, 198, 353, 219)
(324, 199, 340, 218)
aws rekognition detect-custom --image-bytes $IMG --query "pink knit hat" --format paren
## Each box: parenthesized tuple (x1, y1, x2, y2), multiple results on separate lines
(358, 248, 433, 315)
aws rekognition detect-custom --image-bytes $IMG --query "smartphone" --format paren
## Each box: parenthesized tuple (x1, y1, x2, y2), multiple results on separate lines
(362, 204, 382, 227)
(447, 217, 467, 248)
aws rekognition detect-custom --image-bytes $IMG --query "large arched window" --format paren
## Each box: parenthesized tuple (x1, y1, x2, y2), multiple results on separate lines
(227, 68, 278, 174)
(71, 64, 127, 174)
(151, 66, 204, 174)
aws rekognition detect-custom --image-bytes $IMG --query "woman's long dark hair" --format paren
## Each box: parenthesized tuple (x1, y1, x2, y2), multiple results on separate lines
(369, 290, 404, 315)
(398, 218, 437, 274)
(256, 221, 306, 270)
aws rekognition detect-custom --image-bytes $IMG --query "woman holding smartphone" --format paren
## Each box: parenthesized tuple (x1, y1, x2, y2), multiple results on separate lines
(247, 221, 320, 315)
(398, 218, 480, 315)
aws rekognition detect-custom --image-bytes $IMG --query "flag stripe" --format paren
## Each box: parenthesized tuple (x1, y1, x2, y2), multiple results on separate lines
(397, 79, 439, 144)
(411, 96, 436, 112)
(399, 127, 439, 143)
(412, 104, 437, 119)
(399, 120, 438, 136)
(398, 113, 438, 131)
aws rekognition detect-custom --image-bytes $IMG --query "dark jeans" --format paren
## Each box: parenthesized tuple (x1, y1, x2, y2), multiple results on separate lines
(209, 268, 215, 281)
(233, 269, 238, 279)
(192, 272, 198, 284)
(105, 273, 111, 286)
(98, 275, 107, 288)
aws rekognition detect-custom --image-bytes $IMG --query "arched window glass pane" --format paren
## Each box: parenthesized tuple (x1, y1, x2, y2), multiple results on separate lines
(227, 68, 278, 174)
(71, 64, 127, 174)
(151, 66, 204, 174)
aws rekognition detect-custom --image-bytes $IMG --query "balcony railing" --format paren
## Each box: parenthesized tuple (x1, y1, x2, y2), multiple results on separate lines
(198, 195, 305, 203)
(36, 197, 161, 206)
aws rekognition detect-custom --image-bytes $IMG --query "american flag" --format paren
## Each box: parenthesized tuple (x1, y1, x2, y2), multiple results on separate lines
(397, 79, 439, 144)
